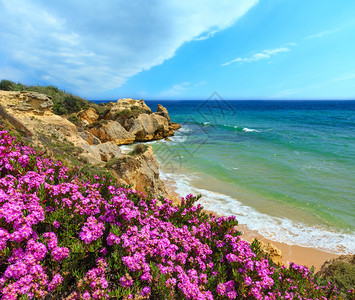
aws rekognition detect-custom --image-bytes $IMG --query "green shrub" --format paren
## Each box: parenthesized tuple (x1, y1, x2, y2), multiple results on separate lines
(115, 109, 134, 120)
(0, 79, 16, 91)
(0, 80, 88, 115)
(128, 144, 148, 156)
(67, 114, 81, 126)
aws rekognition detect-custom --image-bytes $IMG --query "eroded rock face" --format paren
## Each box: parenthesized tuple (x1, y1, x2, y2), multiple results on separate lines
(79, 107, 99, 125)
(125, 113, 169, 141)
(79, 131, 101, 145)
(0, 91, 53, 115)
(88, 120, 135, 145)
(90, 141, 122, 162)
(110, 146, 169, 198)
(256, 240, 283, 265)
(156, 104, 171, 122)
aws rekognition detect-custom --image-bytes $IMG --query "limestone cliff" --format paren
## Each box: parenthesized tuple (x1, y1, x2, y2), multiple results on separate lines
(0, 91, 180, 198)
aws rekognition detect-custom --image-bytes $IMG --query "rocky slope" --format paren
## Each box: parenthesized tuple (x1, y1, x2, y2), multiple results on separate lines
(0, 91, 180, 198)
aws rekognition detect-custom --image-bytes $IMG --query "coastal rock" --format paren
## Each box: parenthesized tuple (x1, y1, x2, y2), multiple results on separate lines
(257, 240, 283, 265)
(88, 120, 135, 145)
(125, 113, 169, 141)
(79, 107, 99, 125)
(0, 91, 53, 115)
(109, 145, 169, 198)
(168, 122, 182, 136)
(107, 98, 152, 120)
(79, 130, 101, 145)
(155, 104, 171, 122)
(90, 141, 122, 162)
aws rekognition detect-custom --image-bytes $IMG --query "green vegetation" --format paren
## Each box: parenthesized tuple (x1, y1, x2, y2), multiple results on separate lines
(115, 108, 134, 120)
(128, 144, 148, 156)
(0, 79, 88, 115)
(87, 119, 108, 129)
(316, 256, 355, 298)
(114, 107, 152, 122)
(0, 79, 16, 91)
(67, 114, 81, 126)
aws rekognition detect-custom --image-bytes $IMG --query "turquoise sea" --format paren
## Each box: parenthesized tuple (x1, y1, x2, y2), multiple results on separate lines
(141, 100, 355, 255)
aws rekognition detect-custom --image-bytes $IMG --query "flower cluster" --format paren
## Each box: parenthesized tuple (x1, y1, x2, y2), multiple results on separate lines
(0, 130, 345, 299)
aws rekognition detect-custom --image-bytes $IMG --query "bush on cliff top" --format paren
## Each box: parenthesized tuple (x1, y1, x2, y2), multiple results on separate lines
(0, 80, 88, 115)
(0, 129, 351, 299)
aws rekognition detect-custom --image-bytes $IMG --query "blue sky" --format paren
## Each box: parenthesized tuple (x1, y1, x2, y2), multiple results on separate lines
(1, 0, 355, 100)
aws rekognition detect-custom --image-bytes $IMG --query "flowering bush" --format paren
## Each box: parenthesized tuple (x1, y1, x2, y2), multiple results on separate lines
(0, 130, 350, 299)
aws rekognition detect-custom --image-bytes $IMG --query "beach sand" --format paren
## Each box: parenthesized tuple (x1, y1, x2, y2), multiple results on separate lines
(164, 179, 338, 271)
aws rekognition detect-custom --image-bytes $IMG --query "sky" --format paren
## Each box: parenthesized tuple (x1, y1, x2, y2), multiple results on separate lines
(0, 0, 355, 100)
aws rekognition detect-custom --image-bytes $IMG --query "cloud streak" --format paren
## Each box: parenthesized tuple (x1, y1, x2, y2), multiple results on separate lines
(305, 29, 339, 40)
(222, 45, 293, 66)
(0, 0, 258, 92)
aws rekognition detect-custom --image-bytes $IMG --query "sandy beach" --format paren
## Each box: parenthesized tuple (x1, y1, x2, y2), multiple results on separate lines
(164, 179, 338, 271)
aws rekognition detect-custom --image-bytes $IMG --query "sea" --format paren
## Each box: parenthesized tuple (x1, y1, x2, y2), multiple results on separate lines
(97, 99, 355, 255)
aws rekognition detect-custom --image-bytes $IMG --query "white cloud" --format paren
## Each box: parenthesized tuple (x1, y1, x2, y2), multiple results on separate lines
(158, 81, 207, 97)
(305, 29, 339, 40)
(222, 46, 292, 66)
(159, 82, 191, 97)
(333, 74, 355, 82)
(0, 0, 258, 92)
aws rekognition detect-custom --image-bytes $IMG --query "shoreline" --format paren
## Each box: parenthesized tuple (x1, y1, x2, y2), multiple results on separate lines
(164, 176, 338, 271)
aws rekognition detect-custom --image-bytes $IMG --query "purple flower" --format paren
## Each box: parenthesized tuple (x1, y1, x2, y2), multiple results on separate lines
(141, 286, 151, 296)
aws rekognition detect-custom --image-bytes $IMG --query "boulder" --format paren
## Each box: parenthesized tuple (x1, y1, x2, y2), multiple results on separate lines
(125, 114, 169, 141)
(79, 107, 99, 125)
(79, 130, 101, 145)
(256, 240, 283, 265)
(90, 141, 122, 162)
(88, 120, 135, 145)
(155, 104, 171, 122)
(110, 146, 169, 198)
(168, 122, 182, 136)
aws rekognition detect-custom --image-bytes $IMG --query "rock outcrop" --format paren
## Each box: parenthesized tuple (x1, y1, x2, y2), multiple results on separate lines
(106, 98, 152, 120)
(256, 240, 283, 265)
(0, 91, 180, 199)
(109, 145, 169, 198)
(156, 104, 171, 122)
(88, 120, 135, 145)
(0, 91, 53, 115)
(79, 107, 99, 125)
(124, 113, 169, 141)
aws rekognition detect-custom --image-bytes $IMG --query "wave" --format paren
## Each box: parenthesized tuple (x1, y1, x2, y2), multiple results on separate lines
(186, 121, 261, 133)
(243, 127, 260, 132)
(119, 144, 134, 154)
(160, 169, 355, 255)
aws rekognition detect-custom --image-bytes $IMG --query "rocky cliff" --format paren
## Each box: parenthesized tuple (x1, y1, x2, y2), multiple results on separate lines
(0, 91, 180, 198)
